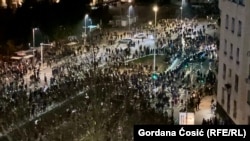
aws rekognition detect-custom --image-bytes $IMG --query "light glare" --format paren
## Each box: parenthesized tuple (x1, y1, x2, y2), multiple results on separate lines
(153, 6, 158, 12)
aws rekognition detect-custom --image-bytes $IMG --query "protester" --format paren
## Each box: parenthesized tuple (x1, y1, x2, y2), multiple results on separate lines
(0, 18, 219, 140)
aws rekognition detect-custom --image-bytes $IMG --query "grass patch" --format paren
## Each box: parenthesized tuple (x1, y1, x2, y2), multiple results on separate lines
(129, 55, 168, 72)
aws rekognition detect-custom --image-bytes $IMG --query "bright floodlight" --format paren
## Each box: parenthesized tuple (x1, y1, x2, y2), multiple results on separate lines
(153, 6, 158, 12)
(128, 0, 132, 3)
(85, 14, 88, 19)
(148, 21, 152, 25)
(180, 7, 183, 10)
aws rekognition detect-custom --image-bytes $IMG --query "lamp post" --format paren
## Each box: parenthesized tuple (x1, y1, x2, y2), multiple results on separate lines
(128, 8, 130, 31)
(153, 6, 158, 76)
(128, 0, 132, 31)
(40, 43, 43, 67)
(180, 6, 185, 56)
(32, 28, 38, 47)
(180, 6, 183, 22)
(128, 5, 133, 31)
(84, 14, 89, 35)
(181, 0, 184, 22)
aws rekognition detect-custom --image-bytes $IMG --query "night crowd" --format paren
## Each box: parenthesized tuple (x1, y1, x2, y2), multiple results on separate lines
(0, 18, 221, 140)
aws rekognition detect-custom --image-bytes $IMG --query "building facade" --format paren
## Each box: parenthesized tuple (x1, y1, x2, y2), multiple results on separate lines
(187, 0, 215, 4)
(0, 0, 62, 8)
(90, 0, 116, 6)
(217, 0, 250, 124)
(0, 0, 23, 8)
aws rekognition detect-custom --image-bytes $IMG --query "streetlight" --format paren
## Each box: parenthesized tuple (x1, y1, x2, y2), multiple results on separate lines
(180, 7, 183, 22)
(128, 0, 133, 31)
(152, 5, 158, 78)
(84, 14, 89, 35)
(180, 6, 185, 56)
(148, 21, 152, 29)
(32, 28, 38, 47)
(128, 5, 133, 31)
(148, 21, 152, 26)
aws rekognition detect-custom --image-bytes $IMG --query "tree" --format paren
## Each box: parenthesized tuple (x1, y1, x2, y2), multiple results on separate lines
(5, 40, 17, 55)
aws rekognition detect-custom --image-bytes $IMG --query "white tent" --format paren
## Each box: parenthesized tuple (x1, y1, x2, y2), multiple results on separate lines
(67, 42, 77, 46)
(11, 56, 22, 60)
(15, 51, 26, 56)
(23, 55, 34, 59)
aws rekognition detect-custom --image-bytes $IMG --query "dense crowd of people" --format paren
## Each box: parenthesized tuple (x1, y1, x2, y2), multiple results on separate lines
(0, 18, 219, 140)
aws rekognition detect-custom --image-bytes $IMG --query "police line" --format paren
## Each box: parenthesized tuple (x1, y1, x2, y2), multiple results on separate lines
(134, 125, 250, 140)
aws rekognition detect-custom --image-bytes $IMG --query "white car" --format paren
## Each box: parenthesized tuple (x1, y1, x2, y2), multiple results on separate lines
(118, 39, 132, 44)
(134, 33, 147, 39)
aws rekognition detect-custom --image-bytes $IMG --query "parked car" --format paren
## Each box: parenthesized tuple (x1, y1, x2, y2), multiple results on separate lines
(128, 41, 135, 47)
(134, 33, 146, 39)
(119, 39, 132, 44)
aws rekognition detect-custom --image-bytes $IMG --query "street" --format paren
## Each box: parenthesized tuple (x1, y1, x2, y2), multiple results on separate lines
(0, 13, 219, 141)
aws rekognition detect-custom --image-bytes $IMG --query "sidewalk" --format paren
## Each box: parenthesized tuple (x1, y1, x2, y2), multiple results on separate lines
(172, 95, 215, 125)
(194, 95, 215, 124)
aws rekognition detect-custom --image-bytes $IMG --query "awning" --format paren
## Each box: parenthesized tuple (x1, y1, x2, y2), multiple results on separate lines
(23, 55, 34, 59)
(11, 56, 22, 60)
(15, 51, 26, 56)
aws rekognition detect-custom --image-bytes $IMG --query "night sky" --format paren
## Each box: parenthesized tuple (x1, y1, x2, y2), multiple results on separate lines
(0, 0, 91, 44)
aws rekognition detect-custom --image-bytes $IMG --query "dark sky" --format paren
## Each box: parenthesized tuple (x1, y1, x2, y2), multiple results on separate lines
(0, 0, 92, 44)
